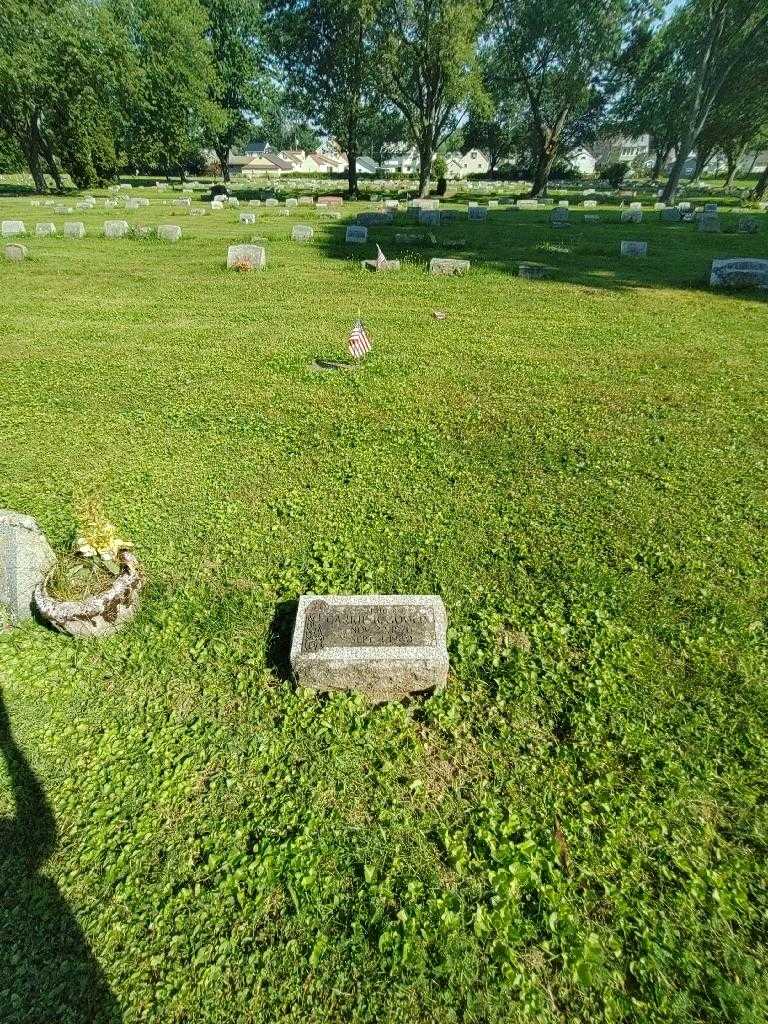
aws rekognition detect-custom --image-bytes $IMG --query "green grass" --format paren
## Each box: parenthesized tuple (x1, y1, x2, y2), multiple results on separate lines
(1, 181, 767, 1024)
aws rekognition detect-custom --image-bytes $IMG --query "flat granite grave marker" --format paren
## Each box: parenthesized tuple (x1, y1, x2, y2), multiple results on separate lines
(227, 243, 266, 269)
(35, 222, 56, 236)
(346, 225, 368, 244)
(621, 209, 642, 223)
(519, 262, 550, 279)
(2, 220, 25, 237)
(661, 207, 681, 223)
(620, 240, 647, 256)
(698, 213, 721, 233)
(64, 222, 86, 238)
(4, 243, 28, 262)
(0, 510, 56, 624)
(468, 206, 488, 221)
(551, 208, 569, 226)
(292, 224, 314, 241)
(290, 594, 448, 701)
(738, 217, 760, 234)
(239, 212, 256, 224)
(710, 257, 768, 289)
(419, 210, 441, 226)
(357, 212, 394, 227)
(157, 224, 182, 242)
(430, 257, 470, 275)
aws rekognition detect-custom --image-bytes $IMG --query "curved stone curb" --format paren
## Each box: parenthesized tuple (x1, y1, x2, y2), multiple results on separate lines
(34, 552, 144, 638)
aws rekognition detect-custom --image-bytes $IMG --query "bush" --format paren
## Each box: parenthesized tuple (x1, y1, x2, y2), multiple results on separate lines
(598, 160, 630, 188)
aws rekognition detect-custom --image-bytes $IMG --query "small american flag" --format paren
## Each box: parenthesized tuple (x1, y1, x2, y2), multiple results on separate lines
(375, 244, 388, 270)
(348, 318, 372, 359)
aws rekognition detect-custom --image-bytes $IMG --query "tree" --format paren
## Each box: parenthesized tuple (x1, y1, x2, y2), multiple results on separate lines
(463, 97, 527, 174)
(375, 0, 486, 196)
(201, 0, 263, 182)
(659, 0, 768, 203)
(259, 87, 321, 152)
(127, 0, 223, 181)
(265, 0, 381, 196)
(694, 57, 768, 186)
(493, 0, 648, 198)
(0, 0, 129, 191)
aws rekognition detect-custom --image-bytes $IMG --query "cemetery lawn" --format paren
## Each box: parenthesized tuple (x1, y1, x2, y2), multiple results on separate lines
(1, 184, 767, 1024)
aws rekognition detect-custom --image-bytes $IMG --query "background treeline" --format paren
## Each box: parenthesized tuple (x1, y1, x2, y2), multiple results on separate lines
(1, 0, 767, 199)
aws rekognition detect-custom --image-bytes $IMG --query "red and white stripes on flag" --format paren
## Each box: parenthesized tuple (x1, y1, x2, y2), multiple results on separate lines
(375, 244, 388, 270)
(348, 319, 372, 359)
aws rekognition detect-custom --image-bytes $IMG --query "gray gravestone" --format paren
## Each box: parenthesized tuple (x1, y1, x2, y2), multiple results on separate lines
(698, 213, 721, 233)
(0, 510, 56, 624)
(239, 212, 256, 224)
(104, 220, 129, 238)
(584, 214, 601, 223)
(2, 221, 25, 237)
(551, 208, 569, 226)
(362, 258, 401, 272)
(64, 222, 86, 238)
(468, 206, 488, 222)
(430, 257, 470, 275)
(738, 218, 760, 234)
(157, 224, 182, 242)
(35, 222, 56, 236)
(710, 258, 768, 289)
(661, 207, 681, 223)
(419, 210, 441, 226)
(519, 262, 550, 279)
(621, 209, 642, 223)
(290, 594, 448, 701)
(357, 212, 394, 227)
(345, 225, 368, 244)
(226, 244, 266, 269)
(291, 224, 314, 241)
(4, 243, 28, 262)
(620, 240, 648, 256)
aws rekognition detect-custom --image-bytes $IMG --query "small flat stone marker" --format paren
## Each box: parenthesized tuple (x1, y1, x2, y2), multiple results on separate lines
(419, 210, 441, 226)
(519, 262, 550, 279)
(157, 224, 182, 242)
(35, 222, 56, 236)
(239, 212, 256, 224)
(346, 225, 368, 244)
(291, 224, 314, 241)
(290, 594, 448, 701)
(621, 209, 642, 223)
(738, 218, 760, 234)
(362, 258, 401, 272)
(0, 510, 56, 624)
(2, 220, 26, 236)
(620, 240, 648, 257)
(64, 222, 86, 238)
(4, 243, 28, 262)
(226, 243, 266, 269)
(661, 207, 681, 223)
(430, 257, 470, 275)
(468, 206, 488, 221)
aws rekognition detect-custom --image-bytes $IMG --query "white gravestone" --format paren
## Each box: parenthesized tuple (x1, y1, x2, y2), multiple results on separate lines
(64, 222, 86, 238)
(2, 221, 25, 237)
(157, 224, 182, 242)
(291, 225, 314, 241)
(226, 244, 266, 269)
(104, 220, 129, 238)
(430, 257, 470, 276)
(35, 222, 56, 236)
(239, 213, 256, 224)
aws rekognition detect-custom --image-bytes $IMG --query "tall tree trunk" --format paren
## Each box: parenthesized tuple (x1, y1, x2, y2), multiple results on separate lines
(215, 145, 230, 182)
(346, 112, 359, 198)
(724, 142, 746, 186)
(754, 164, 768, 200)
(690, 146, 713, 183)
(34, 119, 63, 192)
(529, 135, 558, 197)
(662, 128, 695, 203)
(651, 148, 665, 181)
(417, 138, 432, 197)
(20, 129, 48, 193)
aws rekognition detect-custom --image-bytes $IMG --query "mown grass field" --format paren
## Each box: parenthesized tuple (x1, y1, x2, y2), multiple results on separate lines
(1, 181, 767, 1024)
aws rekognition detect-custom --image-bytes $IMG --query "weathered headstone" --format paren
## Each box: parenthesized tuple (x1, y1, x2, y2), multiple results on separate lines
(738, 217, 760, 234)
(157, 224, 182, 242)
(468, 206, 488, 222)
(4, 243, 28, 262)
(2, 220, 25, 237)
(317, 195, 343, 206)
(519, 262, 550, 280)
(290, 594, 448, 701)
(709, 257, 768, 289)
(226, 197, 240, 207)
(265, 198, 279, 207)
(226, 243, 266, 269)
(0, 510, 56, 625)
(429, 257, 470, 276)
(291, 224, 314, 241)
(583, 200, 597, 208)
(126, 199, 140, 210)
(35, 222, 56, 236)
(419, 210, 441, 226)
(345, 225, 368, 244)
(362, 257, 400, 272)
(621, 209, 642, 223)
(551, 207, 569, 227)
(239, 212, 257, 224)
(104, 220, 130, 238)
(285, 198, 298, 208)
(357, 212, 394, 227)
(584, 214, 601, 223)
(661, 207, 681, 223)
(698, 212, 721, 233)
(488, 200, 499, 209)
(63, 222, 86, 238)
(517, 199, 539, 209)
(620, 240, 648, 256)
(298, 196, 314, 206)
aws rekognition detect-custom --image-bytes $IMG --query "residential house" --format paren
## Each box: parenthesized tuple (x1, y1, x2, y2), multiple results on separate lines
(567, 147, 596, 175)
(592, 135, 651, 168)
(445, 149, 491, 178)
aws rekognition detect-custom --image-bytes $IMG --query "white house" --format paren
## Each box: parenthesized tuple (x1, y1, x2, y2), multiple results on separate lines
(567, 147, 596, 175)
(381, 146, 419, 175)
(445, 149, 491, 178)
(592, 135, 651, 167)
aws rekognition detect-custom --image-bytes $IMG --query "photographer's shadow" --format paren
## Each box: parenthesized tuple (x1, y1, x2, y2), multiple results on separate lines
(0, 689, 122, 1023)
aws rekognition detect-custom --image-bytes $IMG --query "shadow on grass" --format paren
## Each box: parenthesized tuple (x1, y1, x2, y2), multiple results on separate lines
(312, 202, 768, 299)
(266, 599, 299, 684)
(0, 691, 122, 1023)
